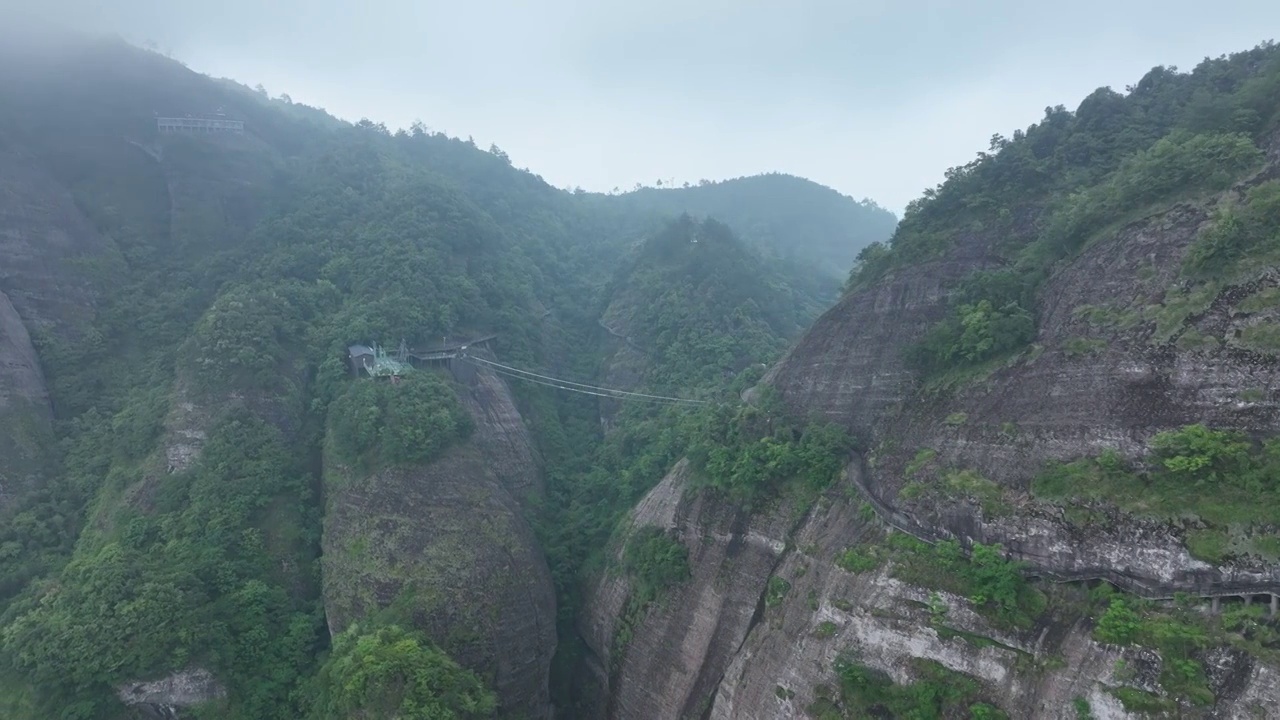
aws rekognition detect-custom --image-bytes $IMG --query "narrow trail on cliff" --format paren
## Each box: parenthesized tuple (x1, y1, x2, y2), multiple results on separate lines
(845, 454, 1280, 606)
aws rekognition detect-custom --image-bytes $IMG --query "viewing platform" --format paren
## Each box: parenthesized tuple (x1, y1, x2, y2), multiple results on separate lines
(157, 116, 245, 135)
(347, 335, 497, 383)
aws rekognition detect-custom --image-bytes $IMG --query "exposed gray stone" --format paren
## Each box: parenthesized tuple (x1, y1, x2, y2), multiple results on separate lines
(116, 667, 225, 720)
(583, 126, 1280, 719)
(0, 289, 52, 514)
(580, 460, 796, 720)
(322, 366, 557, 720)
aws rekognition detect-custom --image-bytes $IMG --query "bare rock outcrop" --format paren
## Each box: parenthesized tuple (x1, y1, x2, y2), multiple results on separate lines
(868, 202, 1280, 499)
(0, 142, 107, 335)
(0, 289, 53, 513)
(322, 366, 556, 719)
(116, 667, 226, 720)
(588, 461, 1280, 719)
(710, 483, 1278, 720)
(762, 242, 1003, 435)
(579, 461, 799, 720)
(584, 121, 1280, 720)
(763, 141, 1280, 589)
(465, 365, 545, 500)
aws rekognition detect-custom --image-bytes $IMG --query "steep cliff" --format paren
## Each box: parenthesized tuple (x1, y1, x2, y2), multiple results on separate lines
(0, 290, 52, 514)
(586, 46, 1280, 718)
(322, 365, 557, 719)
(0, 142, 106, 337)
(769, 136, 1280, 591)
(708, 474, 1280, 720)
(579, 460, 796, 719)
(590, 462, 1280, 719)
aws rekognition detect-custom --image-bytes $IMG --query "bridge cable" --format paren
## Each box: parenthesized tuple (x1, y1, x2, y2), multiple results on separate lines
(461, 354, 630, 392)
(461, 359, 705, 405)
(457, 354, 709, 405)
(462, 353, 709, 404)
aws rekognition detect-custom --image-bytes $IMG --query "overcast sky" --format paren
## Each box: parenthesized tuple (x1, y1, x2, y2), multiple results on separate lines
(9, 1, 1280, 213)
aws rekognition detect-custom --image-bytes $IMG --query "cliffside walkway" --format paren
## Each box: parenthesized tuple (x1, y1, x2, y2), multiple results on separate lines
(844, 455, 1280, 616)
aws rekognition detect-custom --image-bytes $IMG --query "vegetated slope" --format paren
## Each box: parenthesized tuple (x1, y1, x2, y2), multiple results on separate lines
(588, 40, 1280, 720)
(596, 215, 825, 403)
(588, 172, 899, 280)
(531, 215, 841, 716)
(0, 29, 892, 720)
(0, 32, 563, 720)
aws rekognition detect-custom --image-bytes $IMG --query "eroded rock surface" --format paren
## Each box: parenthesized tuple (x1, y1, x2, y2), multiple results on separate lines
(711, 486, 1279, 720)
(322, 366, 556, 719)
(116, 667, 226, 720)
(0, 142, 107, 335)
(0, 289, 52, 513)
(583, 127, 1280, 720)
(580, 461, 799, 720)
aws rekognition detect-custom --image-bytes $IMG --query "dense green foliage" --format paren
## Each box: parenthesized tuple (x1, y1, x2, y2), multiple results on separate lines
(807, 655, 1006, 719)
(904, 270, 1038, 376)
(685, 391, 854, 506)
(1091, 585, 1280, 710)
(184, 284, 307, 394)
(620, 528, 691, 595)
(327, 372, 474, 470)
(901, 126, 1268, 378)
(1090, 587, 1218, 707)
(843, 534, 1043, 629)
(611, 528, 691, 657)
(847, 44, 1280, 380)
(1030, 130, 1261, 260)
(1034, 425, 1280, 561)
(604, 216, 823, 388)
(304, 623, 496, 719)
(2, 413, 322, 719)
(854, 43, 1280, 288)
(1183, 180, 1280, 280)
(594, 172, 897, 279)
(0, 33, 879, 718)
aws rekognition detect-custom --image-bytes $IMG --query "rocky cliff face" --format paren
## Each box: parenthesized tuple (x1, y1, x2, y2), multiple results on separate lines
(580, 460, 797, 720)
(761, 225, 1012, 436)
(0, 290, 52, 514)
(582, 124, 1280, 720)
(763, 136, 1280, 586)
(0, 142, 106, 337)
(116, 667, 226, 720)
(587, 464, 1280, 719)
(708, 476, 1280, 720)
(0, 140, 108, 515)
(322, 366, 556, 719)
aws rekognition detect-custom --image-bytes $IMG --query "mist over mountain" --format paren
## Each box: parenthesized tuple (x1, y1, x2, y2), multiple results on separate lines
(0, 30, 892, 719)
(2, 16, 1280, 720)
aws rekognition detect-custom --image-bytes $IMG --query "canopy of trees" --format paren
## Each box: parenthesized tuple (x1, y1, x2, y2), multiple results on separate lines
(0, 34, 877, 719)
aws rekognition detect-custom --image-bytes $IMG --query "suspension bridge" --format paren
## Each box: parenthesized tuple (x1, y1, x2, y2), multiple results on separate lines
(460, 353, 709, 405)
(348, 337, 710, 406)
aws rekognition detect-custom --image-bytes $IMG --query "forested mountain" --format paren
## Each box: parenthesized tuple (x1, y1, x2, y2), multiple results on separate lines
(585, 40, 1280, 719)
(10, 23, 1280, 720)
(0, 30, 888, 720)
(590, 173, 898, 280)
(598, 216, 826, 392)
